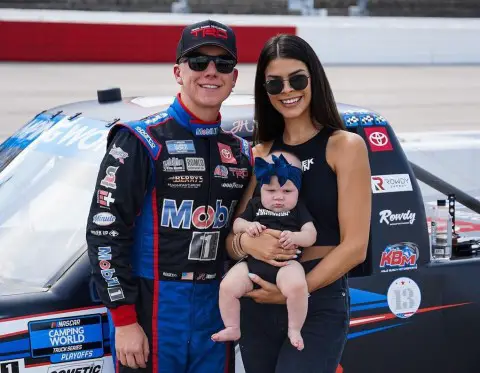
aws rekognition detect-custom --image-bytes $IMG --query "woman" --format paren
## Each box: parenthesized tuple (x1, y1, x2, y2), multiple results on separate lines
(226, 34, 372, 373)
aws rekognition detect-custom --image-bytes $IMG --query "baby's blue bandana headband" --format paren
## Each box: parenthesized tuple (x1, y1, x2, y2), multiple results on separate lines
(254, 154, 302, 190)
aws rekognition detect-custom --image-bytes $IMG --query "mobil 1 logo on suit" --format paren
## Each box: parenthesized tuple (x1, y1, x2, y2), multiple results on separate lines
(188, 232, 220, 261)
(161, 199, 237, 261)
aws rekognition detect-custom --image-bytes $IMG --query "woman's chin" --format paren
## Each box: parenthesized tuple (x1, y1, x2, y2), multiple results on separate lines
(275, 105, 308, 120)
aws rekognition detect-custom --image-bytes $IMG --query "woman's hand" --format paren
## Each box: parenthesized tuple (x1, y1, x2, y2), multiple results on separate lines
(242, 229, 298, 267)
(244, 273, 286, 304)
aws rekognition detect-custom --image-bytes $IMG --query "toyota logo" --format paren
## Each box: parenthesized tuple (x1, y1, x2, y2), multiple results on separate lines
(369, 132, 389, 146)
(221, 149, 232, 159)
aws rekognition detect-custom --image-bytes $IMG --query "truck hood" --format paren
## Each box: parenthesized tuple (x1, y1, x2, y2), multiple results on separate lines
(0, 278, 47, 296)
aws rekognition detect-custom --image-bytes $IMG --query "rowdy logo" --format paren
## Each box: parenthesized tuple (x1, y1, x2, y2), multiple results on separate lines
(379, 209, 416, 225)
(371, 174, 413, 194)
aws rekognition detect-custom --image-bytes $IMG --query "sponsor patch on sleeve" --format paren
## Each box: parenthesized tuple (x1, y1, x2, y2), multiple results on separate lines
(131, 123, 161, 159)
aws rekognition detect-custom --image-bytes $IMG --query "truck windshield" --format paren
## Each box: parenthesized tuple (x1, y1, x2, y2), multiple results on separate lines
(0, 113, 109, 287)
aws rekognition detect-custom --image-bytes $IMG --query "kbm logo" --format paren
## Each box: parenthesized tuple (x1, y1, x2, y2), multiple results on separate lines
(161, 199, 237, 229)
(380, 242, 419, 273)
(47, 360, 103, 373)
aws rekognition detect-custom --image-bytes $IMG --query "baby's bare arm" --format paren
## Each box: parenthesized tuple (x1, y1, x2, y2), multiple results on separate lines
(233, 217, 252, 234)
(293, 222, 317, 247)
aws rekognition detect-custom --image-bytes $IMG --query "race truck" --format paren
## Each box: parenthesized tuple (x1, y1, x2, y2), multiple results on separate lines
(0, 89, 479, 373)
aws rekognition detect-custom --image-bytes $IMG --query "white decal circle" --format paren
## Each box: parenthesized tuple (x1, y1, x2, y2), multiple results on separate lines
(387, 277, 421, 319)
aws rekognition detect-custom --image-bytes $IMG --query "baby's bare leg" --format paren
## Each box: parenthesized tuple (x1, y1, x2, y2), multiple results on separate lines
(276, 261, 308, 351)
(211, 262, 253, 342)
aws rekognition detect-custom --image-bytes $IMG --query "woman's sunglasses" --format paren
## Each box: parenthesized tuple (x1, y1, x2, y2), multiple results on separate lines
(264, 74, 310, 95)
(182, 54, 237, 74)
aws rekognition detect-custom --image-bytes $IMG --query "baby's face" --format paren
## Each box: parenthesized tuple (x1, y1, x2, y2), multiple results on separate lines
(260, 177, 299, 213)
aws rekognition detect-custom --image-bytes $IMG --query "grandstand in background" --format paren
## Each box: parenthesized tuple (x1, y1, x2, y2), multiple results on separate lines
(0, 0, 478, 17)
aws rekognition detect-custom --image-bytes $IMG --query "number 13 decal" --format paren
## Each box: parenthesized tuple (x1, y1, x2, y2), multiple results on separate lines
(387, 277, 421, 319)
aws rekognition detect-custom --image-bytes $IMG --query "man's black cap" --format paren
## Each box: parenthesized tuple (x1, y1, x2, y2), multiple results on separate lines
(176, 20, 237, 63)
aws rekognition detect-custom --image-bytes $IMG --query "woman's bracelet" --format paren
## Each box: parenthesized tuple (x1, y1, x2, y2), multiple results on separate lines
(232, 234, 240, 257)
(232, 232, 247, 259)
(232, 233, 243, 258)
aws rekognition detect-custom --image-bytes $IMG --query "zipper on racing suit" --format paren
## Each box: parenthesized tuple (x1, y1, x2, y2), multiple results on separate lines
(188, 137, 213, 350)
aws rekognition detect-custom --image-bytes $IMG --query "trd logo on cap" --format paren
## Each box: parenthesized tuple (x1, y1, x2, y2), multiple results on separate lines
(191, 26, 228, 39)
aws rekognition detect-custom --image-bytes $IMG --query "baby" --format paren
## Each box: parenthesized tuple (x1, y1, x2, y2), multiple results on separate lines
(212, 151, 317, 351)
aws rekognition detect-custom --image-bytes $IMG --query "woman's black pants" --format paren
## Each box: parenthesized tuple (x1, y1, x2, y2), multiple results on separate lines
(238, 259, 350, 373)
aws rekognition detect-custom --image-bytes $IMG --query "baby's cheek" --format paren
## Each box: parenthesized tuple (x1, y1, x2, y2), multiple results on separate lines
(284, 194, 299, 210)
(260, 192, 272, 209)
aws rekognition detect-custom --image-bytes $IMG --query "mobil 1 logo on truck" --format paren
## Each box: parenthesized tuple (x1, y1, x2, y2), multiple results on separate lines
(28, 315, 104, 363)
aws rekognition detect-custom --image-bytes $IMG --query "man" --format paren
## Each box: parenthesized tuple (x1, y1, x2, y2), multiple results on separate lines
(86, 19, 253, 373)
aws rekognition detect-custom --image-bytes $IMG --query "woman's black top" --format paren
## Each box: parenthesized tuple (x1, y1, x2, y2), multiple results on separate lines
(265, 127, 341, 246)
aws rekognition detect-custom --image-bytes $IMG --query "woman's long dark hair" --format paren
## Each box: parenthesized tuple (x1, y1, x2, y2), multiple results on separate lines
(253, 34, 345, 144)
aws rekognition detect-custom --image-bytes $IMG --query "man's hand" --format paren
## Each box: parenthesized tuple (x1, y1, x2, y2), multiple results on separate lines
(243, 229, 298, 267)
(115, 323, 149, 369)
(245, 273, 287, 304)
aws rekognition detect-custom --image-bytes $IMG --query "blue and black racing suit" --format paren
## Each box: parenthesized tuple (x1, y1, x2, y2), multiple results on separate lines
(86, 94, 252, 373)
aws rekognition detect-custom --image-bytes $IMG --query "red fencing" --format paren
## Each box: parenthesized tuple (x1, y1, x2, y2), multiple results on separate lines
(0, 21, 296, 63)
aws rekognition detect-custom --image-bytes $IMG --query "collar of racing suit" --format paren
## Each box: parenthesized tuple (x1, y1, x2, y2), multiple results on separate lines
(167, 93, 222, 137)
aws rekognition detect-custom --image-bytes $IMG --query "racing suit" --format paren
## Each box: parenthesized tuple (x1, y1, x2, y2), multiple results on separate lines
(86, 94, 252, 373)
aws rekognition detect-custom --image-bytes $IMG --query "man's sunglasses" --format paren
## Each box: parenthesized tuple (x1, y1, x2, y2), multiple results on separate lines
(182, 54, 237, 74)
(264, 74, 310, 95)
